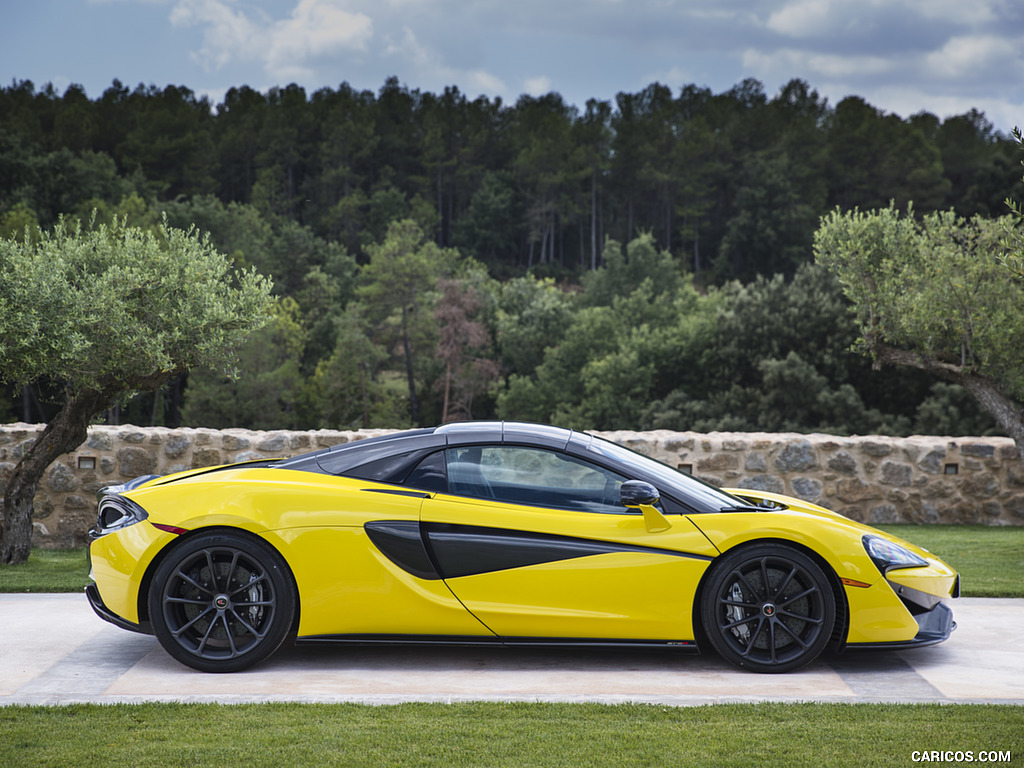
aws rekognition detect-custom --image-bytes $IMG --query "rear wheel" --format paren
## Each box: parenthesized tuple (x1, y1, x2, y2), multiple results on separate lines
(700, 543, 835, 673)
(149, 532, 295, 673)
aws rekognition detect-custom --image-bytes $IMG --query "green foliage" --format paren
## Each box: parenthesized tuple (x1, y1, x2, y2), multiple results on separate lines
(181, 297, 306, 430)
(0, 216, 274, 397)
(494, 276, 576, 377)
(999, 127, 1024, 279)
(358, 219, 459, 424)
(2, 78, 1020, 435)
(581, 233, 681, 305)
(815, 204, 1024, 452)
(306, 307, 407, 430)
(714, 150, 822, 281)
(913, 383, 998, 437)
(0, 202, 39, 242)
(815, 205, 1024, 398)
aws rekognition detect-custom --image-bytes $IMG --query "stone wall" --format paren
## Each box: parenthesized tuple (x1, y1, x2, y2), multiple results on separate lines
(1, 423, 1021, 549)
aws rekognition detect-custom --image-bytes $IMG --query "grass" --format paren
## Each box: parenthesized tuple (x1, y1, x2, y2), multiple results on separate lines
(0, 548, 91, 593)
(0, 702, 1021, 768)
(877, 525, 1024, 597)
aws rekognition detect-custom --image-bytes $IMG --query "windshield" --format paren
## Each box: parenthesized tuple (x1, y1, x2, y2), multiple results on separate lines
(583, 435, 746, 512)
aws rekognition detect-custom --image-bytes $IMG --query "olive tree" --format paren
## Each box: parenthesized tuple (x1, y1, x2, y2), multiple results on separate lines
(999, 127, 1024, 279)
(814, 204, 1024, 455)
(0, 217, 273, 564)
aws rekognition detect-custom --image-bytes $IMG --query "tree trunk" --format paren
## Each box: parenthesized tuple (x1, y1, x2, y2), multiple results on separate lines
(400, 305, 420, 425)
(1, 387, 113, 564)
(874, 343, 1024, 457)
(591, 171, 597, 271)
(441, 360, 452, 424)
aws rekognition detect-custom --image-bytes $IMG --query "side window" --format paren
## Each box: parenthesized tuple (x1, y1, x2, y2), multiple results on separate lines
(404, 450, 448, 493)
(445, 446, 628, 514)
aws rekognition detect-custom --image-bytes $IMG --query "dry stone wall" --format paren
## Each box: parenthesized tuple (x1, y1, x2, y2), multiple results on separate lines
(1, 423, 1022, 549)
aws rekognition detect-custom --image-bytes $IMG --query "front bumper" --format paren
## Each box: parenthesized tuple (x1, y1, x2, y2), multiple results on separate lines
(85, 583, 152, 636)
(846, 600, 956, 651)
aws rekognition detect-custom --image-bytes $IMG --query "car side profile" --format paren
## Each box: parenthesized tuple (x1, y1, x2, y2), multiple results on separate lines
(87, 421, 959, 673)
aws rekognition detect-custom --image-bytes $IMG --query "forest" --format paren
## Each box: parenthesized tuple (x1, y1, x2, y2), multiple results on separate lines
(1, 75, 1021, 436)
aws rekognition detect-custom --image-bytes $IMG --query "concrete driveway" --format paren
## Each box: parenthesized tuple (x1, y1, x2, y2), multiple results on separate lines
(2, 594, 1022, 706)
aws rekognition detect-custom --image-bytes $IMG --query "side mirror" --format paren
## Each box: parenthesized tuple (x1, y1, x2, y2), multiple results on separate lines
(620, 480, 660, 507)
(620, 480, 671, 533)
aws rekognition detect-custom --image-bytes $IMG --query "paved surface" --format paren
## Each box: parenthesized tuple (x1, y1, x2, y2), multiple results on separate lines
(1, 594, 1022, 706)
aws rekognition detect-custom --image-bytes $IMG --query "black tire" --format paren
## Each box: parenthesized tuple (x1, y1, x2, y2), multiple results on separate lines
(699, 543, 835, 673)
(148, 531, 295, 673)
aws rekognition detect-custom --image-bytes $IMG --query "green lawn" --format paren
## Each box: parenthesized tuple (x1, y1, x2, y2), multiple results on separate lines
(877, 525, 1024, 597)
(1, 702, 1021, 768)
(0, 547, 91, 593)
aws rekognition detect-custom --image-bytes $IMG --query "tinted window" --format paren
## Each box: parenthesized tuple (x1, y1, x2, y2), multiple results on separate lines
(404, 451, 448, 493)
(445, 446, 627, 514)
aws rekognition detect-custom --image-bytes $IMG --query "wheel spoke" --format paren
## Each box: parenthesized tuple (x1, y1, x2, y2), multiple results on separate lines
(222, 614, 240, 657)
(735, 571, 764, 602)
(758, 558, 771, 600)
(173, 604, 214, 638)
(770, 565, 798, 600)
(740, 616, 767, 657)
(722, 612, 759, 632)
(173, 568, 213, 596)
(226, 550, 241, 590)
(202, 549, 219, 592)
(229, 572, 267, 597)
(777, 584, 818, 609)
(229, 608, 268, 639)
(719, 596, 759, 609)
(778, 608, 823, 625)
(165, 596, 210, 606)
(772, 618, 811, 649)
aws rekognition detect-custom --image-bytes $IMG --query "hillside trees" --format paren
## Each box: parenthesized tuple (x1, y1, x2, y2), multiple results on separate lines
(4, 76, 1018, 281)
(0, 77, 1020, 442)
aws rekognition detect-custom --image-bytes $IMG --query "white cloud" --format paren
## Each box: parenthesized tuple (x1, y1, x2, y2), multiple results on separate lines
(923, 35, 1020, 80)
(766, 0, 838, 38)
(465, 70, 508, 97)
(765, 0, 1004, 39)
(170, 0, 264, 71)
(523, 75, 552, 96)
(170, 0, 372, 80)
(743, 47, 898, 80)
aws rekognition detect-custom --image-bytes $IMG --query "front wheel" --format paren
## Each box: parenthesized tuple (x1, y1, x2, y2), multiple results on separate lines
(148, 532, 295, 672)
(699, 543, 835, 673)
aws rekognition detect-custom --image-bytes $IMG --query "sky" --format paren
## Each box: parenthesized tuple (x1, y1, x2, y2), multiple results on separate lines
(2, 0, 1023, 133)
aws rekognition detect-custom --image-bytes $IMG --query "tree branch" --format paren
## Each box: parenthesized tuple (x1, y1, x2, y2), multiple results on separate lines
(873, 342, 1024, 456)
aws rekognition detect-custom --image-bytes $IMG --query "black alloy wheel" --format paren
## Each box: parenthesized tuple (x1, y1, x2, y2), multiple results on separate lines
(700, 543, 836, 673)
(149, 532, 296, 673)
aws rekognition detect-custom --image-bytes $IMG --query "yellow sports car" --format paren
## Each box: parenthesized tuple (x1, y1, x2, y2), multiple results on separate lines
(87, 422, 959, 673)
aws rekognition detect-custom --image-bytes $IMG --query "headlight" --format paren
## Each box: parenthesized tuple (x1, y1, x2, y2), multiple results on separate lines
(90, 494, 149, 540)
(863, 534, 928, 573)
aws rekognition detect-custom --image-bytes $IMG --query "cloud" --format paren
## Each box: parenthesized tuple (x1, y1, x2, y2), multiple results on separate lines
(523, 76, 552, 96)
(743, 47, 899, 82)
(766, 0, 1002, 38)
(170, 0, 372, 80)
(923, 35, 1020, 81)
(382, 26, 507, 100)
